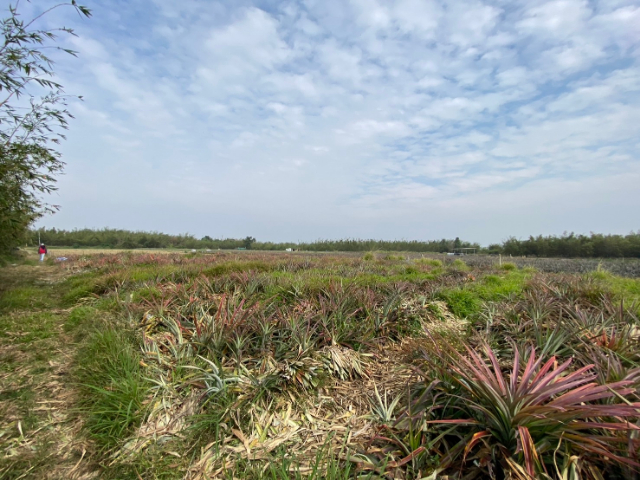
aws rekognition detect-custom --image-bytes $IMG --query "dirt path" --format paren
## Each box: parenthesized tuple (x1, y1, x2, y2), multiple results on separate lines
(0, 263, 96, 479)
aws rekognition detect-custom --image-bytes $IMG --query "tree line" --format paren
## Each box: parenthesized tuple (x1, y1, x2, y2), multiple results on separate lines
(493, 232, 640, 258)
(29, 228, 478, 253)
(26, 228, 640, 258)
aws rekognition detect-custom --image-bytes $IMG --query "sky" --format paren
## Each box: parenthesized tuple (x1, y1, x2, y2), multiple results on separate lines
(19, 0, 640, 245)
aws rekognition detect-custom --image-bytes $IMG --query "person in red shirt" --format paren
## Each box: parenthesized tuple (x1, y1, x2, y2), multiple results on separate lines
(38, 244, 47, 262)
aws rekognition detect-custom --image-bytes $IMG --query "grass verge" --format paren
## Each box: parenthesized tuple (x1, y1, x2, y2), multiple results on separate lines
(74, 325, 149, 454)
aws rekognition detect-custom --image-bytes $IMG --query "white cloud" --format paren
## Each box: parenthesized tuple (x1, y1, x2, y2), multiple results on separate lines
(29, 0, 640, 244)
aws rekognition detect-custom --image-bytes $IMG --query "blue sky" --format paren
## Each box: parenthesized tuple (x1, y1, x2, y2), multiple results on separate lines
(21, 0, 640, 244)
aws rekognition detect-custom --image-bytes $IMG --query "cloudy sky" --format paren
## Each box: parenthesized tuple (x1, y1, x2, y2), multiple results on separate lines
(23, 0, 640, 244)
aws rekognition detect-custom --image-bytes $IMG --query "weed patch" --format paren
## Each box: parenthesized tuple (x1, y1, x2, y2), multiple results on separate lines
(0, 286, 53, 312)
(75, 326, 148, 453)
(64, 306, 99, 337)
(438, 288, 481, 317)
(449, 258, 469, 271)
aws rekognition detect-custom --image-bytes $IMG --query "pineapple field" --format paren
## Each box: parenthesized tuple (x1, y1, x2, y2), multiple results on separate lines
(1, 251, 639, 479)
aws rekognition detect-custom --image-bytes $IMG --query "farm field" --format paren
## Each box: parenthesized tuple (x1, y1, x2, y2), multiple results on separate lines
(22, 247, 188, 257)
(21, 246, 640, 278)
(1, 251, 639, 479)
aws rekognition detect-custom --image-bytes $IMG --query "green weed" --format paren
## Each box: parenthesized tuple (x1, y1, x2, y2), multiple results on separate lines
(450, 259, 469, 271)
(75, 326, 148, 452)
(415, 258, 442, 267)
(0, 286, 53, 312)
(0, 311, 60, 343)
(64, 306, 98, 333)
(62, 285, 96, 305)
(438, 289, 480, 317)
(131, 285, 161, 302)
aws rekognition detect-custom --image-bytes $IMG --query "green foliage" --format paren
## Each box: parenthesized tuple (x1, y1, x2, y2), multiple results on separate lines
(437, 271, 531, 319)
(0, 285, 52, 311)
(363, 252, 375, 261)
(0, 2, 91, 254)
(499, 261, 517, 271)
(64, 306, 97, 332)
(476, 273, 527, 299)
(63, 286, 95, 306)
(131, 285, 161, 302)
(501, 232, 640, 258)
(0, 311, 59, 343)
(75, 326, 148, 452)
(481, 274, 501, 285)
(449, 259, 469, 271)
(415, 258, 442, 267)
(24, 229, 640, 258)
(61, 273, 101, 305)
(29, 227, 480, 253)
(243, 236, 256, 249)
(438, 289, 480, 317)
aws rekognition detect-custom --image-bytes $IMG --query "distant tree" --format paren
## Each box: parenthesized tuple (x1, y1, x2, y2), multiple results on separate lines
(487, 243, 502, 255)
(0, 1, 91, 254)
(202, 235, 213, 242)
(243, 236, 256, 249)
(454, 237, 462, 249)
(121, 238, 136, 249)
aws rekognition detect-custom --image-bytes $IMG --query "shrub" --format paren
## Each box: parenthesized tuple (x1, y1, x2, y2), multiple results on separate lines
(500, 262, 517, 271)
